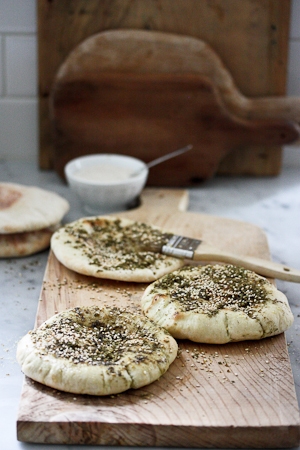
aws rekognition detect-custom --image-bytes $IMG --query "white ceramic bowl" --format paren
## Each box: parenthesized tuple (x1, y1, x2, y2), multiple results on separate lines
(65, 154, 148, 214)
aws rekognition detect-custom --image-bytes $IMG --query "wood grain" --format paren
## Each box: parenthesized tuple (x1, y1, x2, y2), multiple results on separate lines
(37, 0, 292, 176)
(50, 72, 300, 184)
(17, 189, 300, 447)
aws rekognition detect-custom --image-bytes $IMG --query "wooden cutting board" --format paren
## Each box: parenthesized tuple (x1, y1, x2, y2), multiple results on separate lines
(49, 29, 300, 184)
(17, 189, 300, 447)
(51, 71, 300, 184)
(50, 28, 300, 126)
(38, 0, 293, 177)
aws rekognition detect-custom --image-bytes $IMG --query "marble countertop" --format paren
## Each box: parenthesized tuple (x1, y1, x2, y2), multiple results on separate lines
(0, 159, 299, 450)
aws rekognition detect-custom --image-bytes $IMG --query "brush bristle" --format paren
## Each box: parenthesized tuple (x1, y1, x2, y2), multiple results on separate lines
(137, 232, 173, 253)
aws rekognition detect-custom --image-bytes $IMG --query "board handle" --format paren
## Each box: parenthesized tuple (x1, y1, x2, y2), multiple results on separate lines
(224, 93, 300, 144)
(138, 189, 189, 212)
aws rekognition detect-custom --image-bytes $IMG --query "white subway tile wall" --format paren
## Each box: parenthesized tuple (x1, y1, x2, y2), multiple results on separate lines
(0, 34, 3, 96)
(0, 0, 36, 32)
(284, 0, 300, 168)
(0, 0, 299, 166)
(288, 0, 300, 96)
(5, 35, 37, 96)
(0, 0, 37, 160)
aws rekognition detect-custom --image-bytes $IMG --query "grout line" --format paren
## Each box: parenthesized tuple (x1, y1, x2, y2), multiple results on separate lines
(0, 29, 36, 36)
(0, 33, 5, 97)
(0, 96, 37, 102)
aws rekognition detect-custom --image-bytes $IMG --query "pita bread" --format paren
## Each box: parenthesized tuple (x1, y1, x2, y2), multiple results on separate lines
(51, 216, 184, 282)
(16, 305, 178, 396)
(0, 225, 60, 258)
(0, 182, 69, 233)
(141, 264, 294, 344)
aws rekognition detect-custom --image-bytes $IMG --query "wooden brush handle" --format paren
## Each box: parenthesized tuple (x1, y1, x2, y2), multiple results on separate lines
(194, 243, 300, 282)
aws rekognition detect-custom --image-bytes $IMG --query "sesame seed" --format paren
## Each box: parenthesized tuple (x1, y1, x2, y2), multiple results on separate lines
(62, 219, 175, 272)
(30, 306, 170, 366)
(149, 264, 271, 318)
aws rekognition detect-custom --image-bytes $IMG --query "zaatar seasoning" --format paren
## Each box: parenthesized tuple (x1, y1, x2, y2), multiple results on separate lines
(30, 306, 168, 366)
(63, 218, 173, 272)
(150, 264, 271, 318)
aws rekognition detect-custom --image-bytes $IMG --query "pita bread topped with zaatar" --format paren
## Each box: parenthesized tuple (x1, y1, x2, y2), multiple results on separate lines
(141, 264, 294, 344)
(51, 216, 184, 282)
(16, 305, 178, 396)
(0, 182, 69, 257)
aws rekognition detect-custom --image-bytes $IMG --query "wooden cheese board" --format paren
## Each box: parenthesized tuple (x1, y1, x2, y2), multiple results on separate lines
(17, 189, 300, 447)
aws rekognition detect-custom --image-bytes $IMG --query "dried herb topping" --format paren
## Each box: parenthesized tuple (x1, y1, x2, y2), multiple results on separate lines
(62, 218, 174, 272)
(150, 264, 271, 317)
(30, 306, 171, 366)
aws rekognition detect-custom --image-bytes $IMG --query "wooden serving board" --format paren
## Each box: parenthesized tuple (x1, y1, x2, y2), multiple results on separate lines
(17, 189, 300, 447)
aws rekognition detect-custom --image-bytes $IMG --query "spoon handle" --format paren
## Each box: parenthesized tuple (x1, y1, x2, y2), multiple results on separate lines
(146, 144, 193, 169)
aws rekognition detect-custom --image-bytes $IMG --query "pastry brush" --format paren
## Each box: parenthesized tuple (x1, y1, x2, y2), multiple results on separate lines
(144, 233, 300, 282)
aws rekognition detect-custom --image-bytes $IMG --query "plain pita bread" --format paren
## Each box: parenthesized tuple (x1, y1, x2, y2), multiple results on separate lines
(17, 305, 178, 396)
(141, 264, 294, 344)
(0, 182, 69, 233)
(51, 216, 184, 282)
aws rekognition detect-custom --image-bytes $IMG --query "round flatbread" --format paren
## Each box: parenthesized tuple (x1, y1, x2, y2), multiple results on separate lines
(51, 216, 184, 282)
(141, 264, 294, 344)
(16, 306, 178, 396)
(0, 224, 60, 258)
(0, 182, 69, 233)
